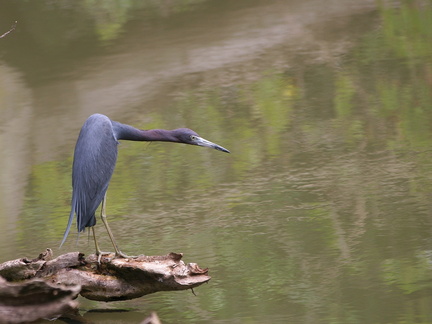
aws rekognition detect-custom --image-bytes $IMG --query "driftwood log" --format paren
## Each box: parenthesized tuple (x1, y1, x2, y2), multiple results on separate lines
(0, 249, 210, 323)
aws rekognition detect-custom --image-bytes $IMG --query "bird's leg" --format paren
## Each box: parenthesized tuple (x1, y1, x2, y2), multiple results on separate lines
(91, 227, 112, 263)
(100, 193, 135, 259)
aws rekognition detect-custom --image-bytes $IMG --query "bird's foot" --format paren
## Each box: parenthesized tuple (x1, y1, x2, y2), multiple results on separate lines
(96, 250, 115, 263)
(114, 250, 137, 259)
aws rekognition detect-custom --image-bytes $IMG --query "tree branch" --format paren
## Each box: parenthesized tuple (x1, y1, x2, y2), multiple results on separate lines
(0, 249, 211, 322)
(0, 21, 17, 39)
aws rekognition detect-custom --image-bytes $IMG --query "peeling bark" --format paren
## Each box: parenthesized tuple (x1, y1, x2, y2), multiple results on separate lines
(0, 249, 211, 323)
(0, 276, 79, 324)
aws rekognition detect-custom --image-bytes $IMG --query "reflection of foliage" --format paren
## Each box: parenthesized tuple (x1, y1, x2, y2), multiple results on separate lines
(19, 160, 72, 240)
(345, 1, 432, 150)
(83, 0, 131, 42)
(382, 253, 432, 294)
(17, 1, 432, 323)
(1, 0, 211, 49)
(381, 1, 432, 60)
(81, 0, 208, 41)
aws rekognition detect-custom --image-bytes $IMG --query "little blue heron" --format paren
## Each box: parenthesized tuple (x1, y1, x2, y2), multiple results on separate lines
(60, 113, 229, 258)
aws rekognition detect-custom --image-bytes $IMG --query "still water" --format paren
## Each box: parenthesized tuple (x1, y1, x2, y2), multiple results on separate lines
(1, 0, 432, 323)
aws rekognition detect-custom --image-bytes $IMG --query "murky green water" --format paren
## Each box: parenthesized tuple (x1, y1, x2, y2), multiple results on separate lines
(1, 0, 432, 323)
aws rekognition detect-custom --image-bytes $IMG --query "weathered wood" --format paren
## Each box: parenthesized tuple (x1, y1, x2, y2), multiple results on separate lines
(0, 248, 53, 281)
(0, 249, 211, 323)
(0, 276, 80, 324)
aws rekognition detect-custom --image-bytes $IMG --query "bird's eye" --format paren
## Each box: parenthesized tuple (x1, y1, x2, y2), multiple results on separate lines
(190, 135, 198, 141)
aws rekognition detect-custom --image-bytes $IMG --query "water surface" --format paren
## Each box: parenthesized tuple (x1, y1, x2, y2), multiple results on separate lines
(1, 0, 432, 323)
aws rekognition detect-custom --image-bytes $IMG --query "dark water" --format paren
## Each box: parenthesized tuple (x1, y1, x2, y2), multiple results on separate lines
(1, 0, 432, 323)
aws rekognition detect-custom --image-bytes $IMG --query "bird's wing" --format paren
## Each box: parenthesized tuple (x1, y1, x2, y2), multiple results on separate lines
(61, 115, 118, 245)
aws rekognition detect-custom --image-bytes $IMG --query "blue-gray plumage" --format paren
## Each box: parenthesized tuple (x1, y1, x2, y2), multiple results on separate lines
(60, 113, 229, 258)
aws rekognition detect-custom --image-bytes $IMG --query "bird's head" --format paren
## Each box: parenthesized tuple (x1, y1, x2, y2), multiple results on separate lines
(173, 128, 230, 153)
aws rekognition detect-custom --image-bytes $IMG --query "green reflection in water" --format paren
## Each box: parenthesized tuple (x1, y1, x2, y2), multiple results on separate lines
(12, 1, 432, 323)
(82, 0, 209, 42)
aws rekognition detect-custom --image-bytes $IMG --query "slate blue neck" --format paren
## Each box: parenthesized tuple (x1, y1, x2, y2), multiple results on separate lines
(112, 121, 179, 142)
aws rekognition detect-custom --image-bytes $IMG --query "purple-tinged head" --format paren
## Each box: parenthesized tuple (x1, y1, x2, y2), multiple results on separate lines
(172, 128, 230, 153)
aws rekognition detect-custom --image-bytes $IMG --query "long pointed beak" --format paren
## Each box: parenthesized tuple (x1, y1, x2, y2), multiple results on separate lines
(195, 136, 230, 153)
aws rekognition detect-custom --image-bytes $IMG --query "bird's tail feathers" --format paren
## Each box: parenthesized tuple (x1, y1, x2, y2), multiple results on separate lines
(60, 208, 75, 247)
